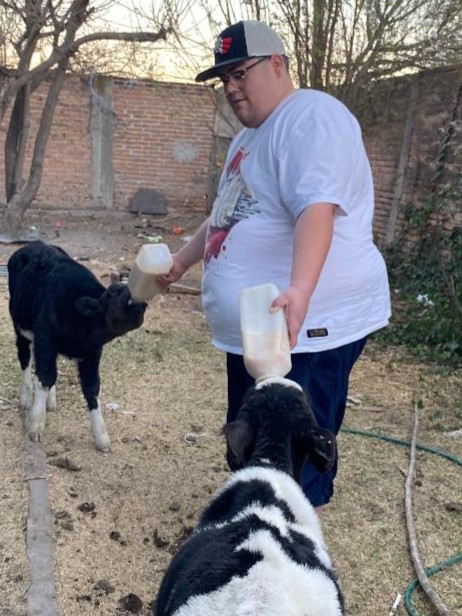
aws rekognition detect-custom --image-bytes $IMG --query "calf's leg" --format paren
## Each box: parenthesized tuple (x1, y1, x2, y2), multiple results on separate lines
(29, 378, 50, 442)
(78, 354, 111, 452)
(29, 337, 58, 443)
(46, 386, 57, 411)
(15, 331, 33, 409)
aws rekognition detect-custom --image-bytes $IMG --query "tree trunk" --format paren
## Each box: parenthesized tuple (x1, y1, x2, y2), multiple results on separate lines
(311, 0, 326, 90)
(5, 85, 31, 202)
(0, 0, 170, 237)
(2, 192, 32, 237)
(1, 64, 67, 236)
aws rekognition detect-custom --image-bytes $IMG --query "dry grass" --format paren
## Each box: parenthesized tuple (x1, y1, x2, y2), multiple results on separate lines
(1, 216, 461, 616)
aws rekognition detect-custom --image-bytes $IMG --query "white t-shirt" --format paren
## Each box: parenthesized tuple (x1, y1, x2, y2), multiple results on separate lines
(202, 89, 391, 353)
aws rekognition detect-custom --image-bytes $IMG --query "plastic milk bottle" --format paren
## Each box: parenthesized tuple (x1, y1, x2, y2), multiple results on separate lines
(127, 244, 173, 302)
(240, 283, 292, 382)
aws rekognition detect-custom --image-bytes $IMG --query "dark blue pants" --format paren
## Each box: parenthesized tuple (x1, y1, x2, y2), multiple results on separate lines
(226, 336, 368, 507)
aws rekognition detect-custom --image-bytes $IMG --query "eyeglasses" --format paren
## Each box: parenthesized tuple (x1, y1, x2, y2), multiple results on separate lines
(210, 56, 269, 89)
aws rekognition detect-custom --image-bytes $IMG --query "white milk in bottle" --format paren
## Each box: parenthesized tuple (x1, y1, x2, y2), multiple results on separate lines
(240, 283, 291, 382)
(127, 243, 173, 302)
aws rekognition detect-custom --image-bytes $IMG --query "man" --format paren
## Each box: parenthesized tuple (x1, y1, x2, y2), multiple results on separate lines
(158, 20, 391, 512)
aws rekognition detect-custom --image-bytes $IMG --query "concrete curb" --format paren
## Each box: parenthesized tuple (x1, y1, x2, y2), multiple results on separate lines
(25, 437, 59, 616)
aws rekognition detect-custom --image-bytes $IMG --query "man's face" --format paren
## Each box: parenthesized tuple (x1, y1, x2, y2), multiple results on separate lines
(217, 56, 286, 128)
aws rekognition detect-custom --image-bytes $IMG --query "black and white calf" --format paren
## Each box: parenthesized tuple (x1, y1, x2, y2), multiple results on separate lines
(7, 240, 146, 451)
(154, 377, 345, 616)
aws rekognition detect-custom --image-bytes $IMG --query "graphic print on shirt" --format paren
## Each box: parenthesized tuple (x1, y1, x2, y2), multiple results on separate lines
(205, 146, 260, 264)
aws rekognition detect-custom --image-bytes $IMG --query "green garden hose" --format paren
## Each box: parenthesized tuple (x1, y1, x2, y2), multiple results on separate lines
(404, 554, 462, 615)
(340, 427, 462, 615)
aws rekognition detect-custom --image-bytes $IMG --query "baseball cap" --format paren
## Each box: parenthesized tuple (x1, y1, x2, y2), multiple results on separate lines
(195, 20, 286, 82)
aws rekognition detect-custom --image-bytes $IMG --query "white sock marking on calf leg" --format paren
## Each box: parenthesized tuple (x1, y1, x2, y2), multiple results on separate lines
(46, 385, 57, 411)
(19, 361, 33, 410)
(29, 379, 48, 442)
(90, 400, 111, 452)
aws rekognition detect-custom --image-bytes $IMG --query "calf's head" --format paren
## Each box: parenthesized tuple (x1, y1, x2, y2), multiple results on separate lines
(75, 283, 147, 336)
(223, 379, 337, 483)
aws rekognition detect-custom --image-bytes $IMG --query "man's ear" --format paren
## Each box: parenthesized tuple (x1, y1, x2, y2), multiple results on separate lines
(222, 420, 255, 468)
(269, 53, 286, 77)
(295, 426, 337, 473)
(75, 296, 101, 316)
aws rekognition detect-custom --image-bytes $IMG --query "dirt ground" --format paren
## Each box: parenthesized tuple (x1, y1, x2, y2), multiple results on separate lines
(1, 210, 461, 616)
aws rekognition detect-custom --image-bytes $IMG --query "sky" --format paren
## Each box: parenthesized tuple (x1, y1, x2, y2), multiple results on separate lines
(2, 0, 249, 83)
(96, 1, 221, 82)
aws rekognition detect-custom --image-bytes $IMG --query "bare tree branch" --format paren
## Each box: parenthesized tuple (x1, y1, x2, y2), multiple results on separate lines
(1, 27, 170, 120)
(171, 0, 462, 98)
(405, 404, 451, 616)
(0, 0, 175, 234)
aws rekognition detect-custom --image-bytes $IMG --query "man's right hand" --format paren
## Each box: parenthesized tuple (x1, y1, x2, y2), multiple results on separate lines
(156, 254, 189, 288)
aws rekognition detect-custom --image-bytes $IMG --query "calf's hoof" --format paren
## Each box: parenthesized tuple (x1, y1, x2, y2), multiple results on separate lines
(27, 412, 46, 444)
(28, 426, 42, 443)
(92, 428, 111, 453)
(90, 408, 111, 453)
(95, 436, 111, 453)
(19, 393, 33, 411)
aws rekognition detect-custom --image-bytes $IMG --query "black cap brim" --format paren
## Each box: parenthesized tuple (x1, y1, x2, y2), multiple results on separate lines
(195, 56, 253, 82)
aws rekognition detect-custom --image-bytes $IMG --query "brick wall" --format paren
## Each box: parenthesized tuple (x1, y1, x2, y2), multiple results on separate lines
(111, 78, 217, 211)
(0, 75, 217, 213)
(0, 77, 93, 208)
(1, 66, 461, 235)
(350, 64, 462, 247)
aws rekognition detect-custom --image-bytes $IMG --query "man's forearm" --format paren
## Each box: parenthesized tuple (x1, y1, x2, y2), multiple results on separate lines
(291, 203, 335, 297)
(176, 218, 210, 269)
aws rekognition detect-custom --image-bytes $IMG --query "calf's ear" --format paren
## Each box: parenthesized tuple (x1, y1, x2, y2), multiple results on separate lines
(222, 420, 255, 469)
(75, 296, 102, 316)
(295, 426, 337, 473)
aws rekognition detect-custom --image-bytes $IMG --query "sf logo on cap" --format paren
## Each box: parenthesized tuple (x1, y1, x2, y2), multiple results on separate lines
(215, 36, 232, 55)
